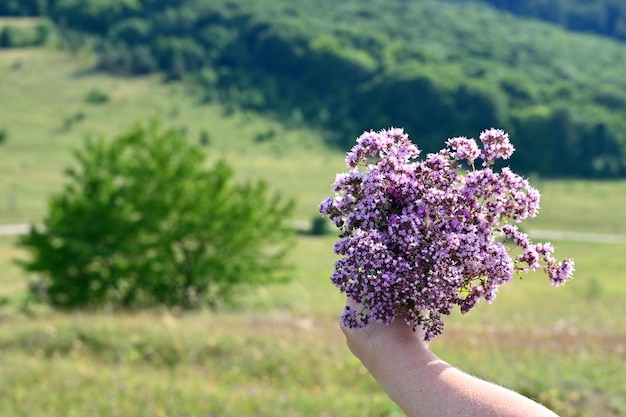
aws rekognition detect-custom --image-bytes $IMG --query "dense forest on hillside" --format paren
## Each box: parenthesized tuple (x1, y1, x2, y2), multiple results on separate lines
(2, 0, 626, 178)
(444, 0, 626, 41)
(4, 0, 626, 44)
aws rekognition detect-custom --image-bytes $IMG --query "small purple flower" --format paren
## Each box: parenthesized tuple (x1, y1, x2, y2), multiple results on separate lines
(548, 258, 575, 286)
(447, 136, 481, 165)
(321, 127, 573, 341)
(480, 128, 515, 165)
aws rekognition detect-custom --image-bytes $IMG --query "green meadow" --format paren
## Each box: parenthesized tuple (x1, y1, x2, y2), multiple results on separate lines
(1, 43, 626, 416)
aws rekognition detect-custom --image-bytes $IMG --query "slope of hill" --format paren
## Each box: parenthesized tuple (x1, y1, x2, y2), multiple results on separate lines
(0, 43, 345, 225)
(3, 1, 626, 178)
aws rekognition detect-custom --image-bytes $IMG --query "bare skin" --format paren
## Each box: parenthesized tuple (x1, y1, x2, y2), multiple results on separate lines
(341, 299, 559, 417)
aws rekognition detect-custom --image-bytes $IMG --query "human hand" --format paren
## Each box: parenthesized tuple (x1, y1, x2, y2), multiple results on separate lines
(339, 298, 431, 376)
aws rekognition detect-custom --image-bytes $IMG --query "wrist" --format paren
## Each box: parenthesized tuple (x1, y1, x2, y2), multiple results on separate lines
(358, 320, 437, 379)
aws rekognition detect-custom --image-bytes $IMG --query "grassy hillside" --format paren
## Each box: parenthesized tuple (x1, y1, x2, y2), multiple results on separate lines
(0, 46, 345, 224)
(2, 41, 626, 232)
(26, 0, 626, 177)
(2, 36, 626, 416)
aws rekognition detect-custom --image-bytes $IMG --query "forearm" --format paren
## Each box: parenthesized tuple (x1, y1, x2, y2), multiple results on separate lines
(341, 297, 559, 417)
(365, 336, 559, 417)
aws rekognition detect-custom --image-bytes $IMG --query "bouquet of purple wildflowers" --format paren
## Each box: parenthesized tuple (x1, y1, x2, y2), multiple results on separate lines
(319, 128, 574, 341)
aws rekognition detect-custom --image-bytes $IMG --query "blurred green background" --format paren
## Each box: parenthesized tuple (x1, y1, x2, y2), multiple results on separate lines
(1, 1, 626, 416)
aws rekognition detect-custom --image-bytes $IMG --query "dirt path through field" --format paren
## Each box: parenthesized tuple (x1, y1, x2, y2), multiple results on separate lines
(3, 223, 626, 244)
(0, 224, 30, 237)
(527, 229, 626, 244)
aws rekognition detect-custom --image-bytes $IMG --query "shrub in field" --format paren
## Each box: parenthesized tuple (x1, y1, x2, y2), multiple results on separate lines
(0, 23, 51, 48)
(309, 215, 331, 236)
(84, 88, 110, 104)
(198, 129, 211, 147)
(18, 122, 295, 309)
(0, 26, 19, 48)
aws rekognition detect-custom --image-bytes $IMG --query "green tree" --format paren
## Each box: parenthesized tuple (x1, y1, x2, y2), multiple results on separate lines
(18, 122, 295, 309)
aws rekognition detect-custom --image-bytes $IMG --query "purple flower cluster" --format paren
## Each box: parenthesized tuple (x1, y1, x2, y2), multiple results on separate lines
(319, 127, 574, 341)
